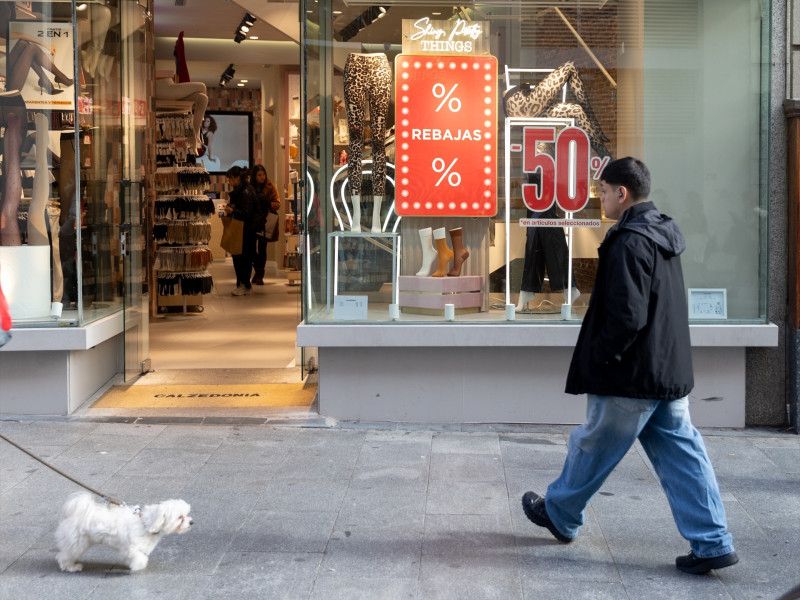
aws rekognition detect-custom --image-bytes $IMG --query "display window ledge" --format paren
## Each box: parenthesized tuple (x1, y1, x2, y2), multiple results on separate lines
(297, 322, 778, 348)
(0, 312, 124, 352)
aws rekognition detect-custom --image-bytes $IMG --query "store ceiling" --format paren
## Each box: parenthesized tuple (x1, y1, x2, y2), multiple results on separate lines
(152, 0, 457, 89)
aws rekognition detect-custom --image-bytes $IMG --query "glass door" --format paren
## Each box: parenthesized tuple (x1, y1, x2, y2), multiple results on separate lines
(119, 0, 149, 379)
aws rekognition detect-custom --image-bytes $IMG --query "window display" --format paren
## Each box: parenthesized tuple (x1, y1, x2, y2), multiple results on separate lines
(0, 0, 148, 328)
(300, 0, 768, 326)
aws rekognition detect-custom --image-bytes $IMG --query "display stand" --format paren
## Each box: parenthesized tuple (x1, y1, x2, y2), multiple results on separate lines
(0, 245, 51, 320)
(284, 180, 301, 285)
(153, 112, 214, 315)
(502, 65, 578, 318)
(398, 275, 483, 316)
(326, 231, 399, 312)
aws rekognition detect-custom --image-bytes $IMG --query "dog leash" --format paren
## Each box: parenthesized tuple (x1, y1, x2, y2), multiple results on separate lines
(0, 431, 123, 506)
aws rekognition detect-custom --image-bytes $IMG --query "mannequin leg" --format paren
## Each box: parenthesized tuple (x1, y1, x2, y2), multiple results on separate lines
(81, 3, 112, 78)
(371, 195, 383, 233)
(48, 203, 63, 302)
(416, 227, 437, 277)
(1, 112, 22, 245)
(189, 94, 208, 149)
(343, 53, 367, 211)
(58, 133, 77, 304)
(350, 195, 361, 232)
(27, 113, 50, 245)
(154, 80, 208, 148)
(431, 227, 453, 278)
(516, 291, 536, 313)
(447, 227, 469, 277)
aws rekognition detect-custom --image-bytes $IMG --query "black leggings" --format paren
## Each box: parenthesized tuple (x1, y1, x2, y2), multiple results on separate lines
(233, 230, 255, 288)
(520, 208, 569, 293)
(343, 53, 392, 197)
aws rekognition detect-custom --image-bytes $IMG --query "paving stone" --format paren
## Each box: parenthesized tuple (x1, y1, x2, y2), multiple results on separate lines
(426, 481, 509, 516)
(256, 478, 350, 513)
(310, 575, 418, 600)
(429, 453, 505, 483)
(231, 509, 338, 553)
(321, 528, 423, 580)
(198, 550, 323, 599)
(431, 432, 502, 455)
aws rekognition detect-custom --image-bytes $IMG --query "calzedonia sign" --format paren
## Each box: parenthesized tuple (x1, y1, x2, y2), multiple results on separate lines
(395, 20, 496, 217)
(402, 18, 491, 56)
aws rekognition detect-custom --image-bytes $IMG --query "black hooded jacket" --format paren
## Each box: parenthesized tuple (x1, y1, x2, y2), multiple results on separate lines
(565, 201, 694, 400)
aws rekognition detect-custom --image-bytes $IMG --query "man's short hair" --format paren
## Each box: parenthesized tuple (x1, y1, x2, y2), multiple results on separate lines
(600, 157, 651, 200)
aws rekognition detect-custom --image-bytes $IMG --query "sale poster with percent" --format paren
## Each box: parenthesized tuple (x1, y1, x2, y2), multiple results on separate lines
(515, 126, 608, 227)
(394, 55, 497, 217)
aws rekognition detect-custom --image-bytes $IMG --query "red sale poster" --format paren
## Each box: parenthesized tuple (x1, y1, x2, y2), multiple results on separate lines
(394, 55, 497, 217)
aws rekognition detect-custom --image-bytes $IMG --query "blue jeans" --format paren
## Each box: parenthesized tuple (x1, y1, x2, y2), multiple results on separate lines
(545, 394, 734, 558)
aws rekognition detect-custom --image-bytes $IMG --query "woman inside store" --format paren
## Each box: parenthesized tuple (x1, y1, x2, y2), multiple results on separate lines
(250, 164, 281, 285)
(222, 166, 258, 296)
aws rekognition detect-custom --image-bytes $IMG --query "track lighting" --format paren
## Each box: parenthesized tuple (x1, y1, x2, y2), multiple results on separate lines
(219, 63, 235, 87)
(338, 6, 390, 42)
(234, 13, 256, 43)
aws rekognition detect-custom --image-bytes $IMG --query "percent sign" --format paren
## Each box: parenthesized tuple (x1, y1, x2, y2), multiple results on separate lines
(591, 156, 610, 180)
(432, 157, 461, 186)
(432, 83, 461, 112)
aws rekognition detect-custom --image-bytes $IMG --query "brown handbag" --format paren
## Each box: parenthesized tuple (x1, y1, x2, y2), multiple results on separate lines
(220, 216, 244, 255)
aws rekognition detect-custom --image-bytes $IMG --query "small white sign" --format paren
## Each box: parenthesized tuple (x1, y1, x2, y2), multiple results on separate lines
(334, 295, 368, 320)
(688, 288, 727, 319)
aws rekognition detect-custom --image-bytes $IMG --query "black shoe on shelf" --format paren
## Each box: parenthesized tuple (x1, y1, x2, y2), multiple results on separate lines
(521, 491, 574, 543)
(675, 550, 739, 574)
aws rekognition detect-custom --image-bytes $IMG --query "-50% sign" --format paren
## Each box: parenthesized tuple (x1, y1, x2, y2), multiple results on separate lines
(395, 55, 497, 217)
(520, 126, 608, 213)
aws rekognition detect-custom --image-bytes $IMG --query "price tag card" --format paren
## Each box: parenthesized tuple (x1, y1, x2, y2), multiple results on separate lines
(394, 55, 497, 217)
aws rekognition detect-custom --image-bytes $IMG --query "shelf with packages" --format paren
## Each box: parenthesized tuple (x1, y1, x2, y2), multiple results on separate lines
(153, 112, 214, 315)
(284, 211, 301, 285)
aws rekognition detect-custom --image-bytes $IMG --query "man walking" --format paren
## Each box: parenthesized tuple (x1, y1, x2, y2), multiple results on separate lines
(521, 157, 738, 574)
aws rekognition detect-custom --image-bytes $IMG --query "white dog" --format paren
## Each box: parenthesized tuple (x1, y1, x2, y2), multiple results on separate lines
(55, 492, 193, 572)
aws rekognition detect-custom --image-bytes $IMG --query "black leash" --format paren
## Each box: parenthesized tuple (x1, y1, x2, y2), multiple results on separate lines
(0, 431, 122, 506)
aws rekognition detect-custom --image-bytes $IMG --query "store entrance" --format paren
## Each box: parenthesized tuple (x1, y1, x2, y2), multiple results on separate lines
(87, 259, 312, 417)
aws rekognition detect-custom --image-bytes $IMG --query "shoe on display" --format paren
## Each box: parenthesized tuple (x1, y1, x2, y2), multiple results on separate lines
(521, 491, 574, 543)
(675, 550, 739, 574)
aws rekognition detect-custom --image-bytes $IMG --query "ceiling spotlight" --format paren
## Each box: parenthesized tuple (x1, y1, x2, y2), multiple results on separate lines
(234, 13, 256, 42)
(219, 63, 235, 87)
(338, 6, 391, 41)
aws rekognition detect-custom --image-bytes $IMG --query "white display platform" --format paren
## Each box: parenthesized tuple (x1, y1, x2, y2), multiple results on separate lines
(0, 245, 51, 320)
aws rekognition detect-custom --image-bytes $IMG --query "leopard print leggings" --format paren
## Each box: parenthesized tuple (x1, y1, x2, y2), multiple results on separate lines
(343, 53, 392, 197)
(503, 61, 610, 158)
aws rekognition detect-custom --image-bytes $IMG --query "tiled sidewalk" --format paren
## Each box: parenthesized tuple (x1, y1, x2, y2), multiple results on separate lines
(1, 418, 798, 599)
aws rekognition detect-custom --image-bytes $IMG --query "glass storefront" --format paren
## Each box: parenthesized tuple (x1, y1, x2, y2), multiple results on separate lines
(0, 0, 147, 331)
(300, 0, 770, 325)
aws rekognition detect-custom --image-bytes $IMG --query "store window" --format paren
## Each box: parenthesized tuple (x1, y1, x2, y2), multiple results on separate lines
(300, 0, 769, 325)
(0, 0, 147, 328)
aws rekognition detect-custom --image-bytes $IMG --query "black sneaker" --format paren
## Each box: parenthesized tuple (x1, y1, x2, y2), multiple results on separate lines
(521, 491, 573, 543)
(675, 550, 739, 574)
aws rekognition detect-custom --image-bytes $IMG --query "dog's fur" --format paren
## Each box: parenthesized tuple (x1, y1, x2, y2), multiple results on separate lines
(55, 492, 193, 572)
